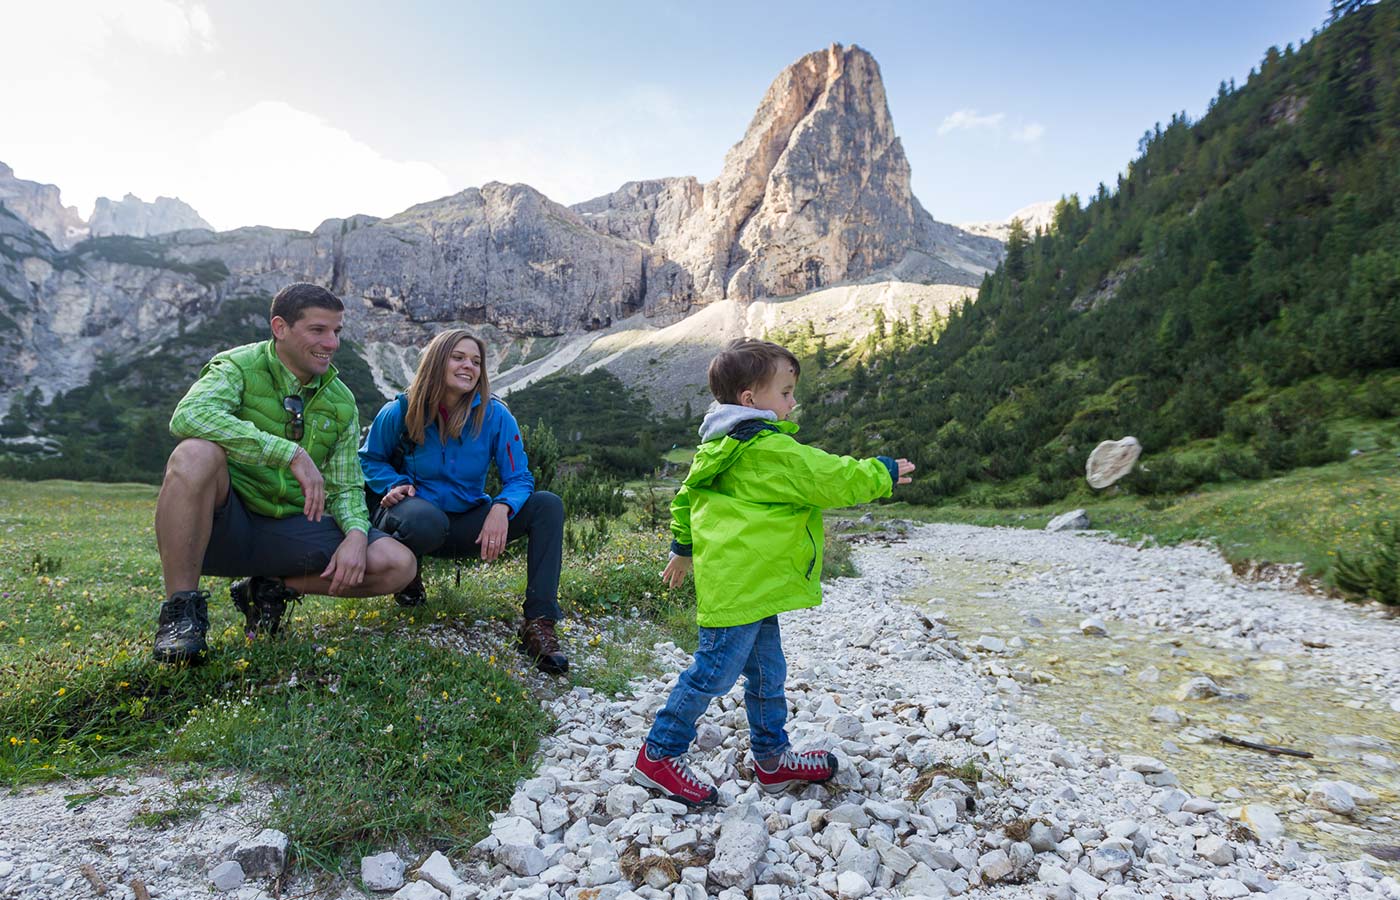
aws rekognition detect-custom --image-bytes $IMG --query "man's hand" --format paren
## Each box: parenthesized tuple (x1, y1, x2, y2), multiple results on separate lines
(661, 554, 693, 588)
(477, 504, 510, 563)
(380, 483, 416, 508)
(322, 530, 368, 595)
(289, 447, 326, 521)
(895, 458, 916, 485)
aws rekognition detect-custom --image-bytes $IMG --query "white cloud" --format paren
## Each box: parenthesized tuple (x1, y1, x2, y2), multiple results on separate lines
(937, 109, 1005, 135)
(1012, 122, 1046, 143)
(193, 102, 455, 230)
(9, 0, 214, 57)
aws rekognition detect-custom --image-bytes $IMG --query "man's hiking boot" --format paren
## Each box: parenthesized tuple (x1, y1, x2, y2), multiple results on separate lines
(632, 742, 718, 807)
(518, 616, 569, 674)
(394, 571, 426, 607)
(753, 748, 839, 793)
(153, 590, 210, 664)
(230, 576, 303, 638)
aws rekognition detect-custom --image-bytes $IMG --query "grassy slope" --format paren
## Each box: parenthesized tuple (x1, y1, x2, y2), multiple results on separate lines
(0, 479, 695, 862)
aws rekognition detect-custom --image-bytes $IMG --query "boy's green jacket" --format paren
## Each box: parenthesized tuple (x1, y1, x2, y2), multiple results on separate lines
(671, 419, 894, 628)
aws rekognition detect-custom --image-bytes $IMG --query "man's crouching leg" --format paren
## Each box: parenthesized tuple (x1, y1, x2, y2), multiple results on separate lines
(152, 439, 229, 664)
(283, 533, 417, 599)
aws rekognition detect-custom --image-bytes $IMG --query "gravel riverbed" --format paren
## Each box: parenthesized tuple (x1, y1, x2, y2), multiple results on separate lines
(3, 523, 1398, 900)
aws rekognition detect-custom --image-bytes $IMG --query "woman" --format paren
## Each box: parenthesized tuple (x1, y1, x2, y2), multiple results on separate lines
(359, 330, 568, 674)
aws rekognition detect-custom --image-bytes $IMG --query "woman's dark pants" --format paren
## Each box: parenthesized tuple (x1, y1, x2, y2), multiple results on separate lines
(372, 491, 564, 620)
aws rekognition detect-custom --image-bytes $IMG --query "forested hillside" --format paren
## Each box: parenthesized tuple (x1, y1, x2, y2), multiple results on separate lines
(799, 1, 1400, 505)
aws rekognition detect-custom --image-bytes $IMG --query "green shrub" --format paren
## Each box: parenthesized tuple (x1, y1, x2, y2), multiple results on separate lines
(1333, 517, 1400, 605)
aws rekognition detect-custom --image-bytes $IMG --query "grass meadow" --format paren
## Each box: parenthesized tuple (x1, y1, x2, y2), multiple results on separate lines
(0, 479, 695, 863)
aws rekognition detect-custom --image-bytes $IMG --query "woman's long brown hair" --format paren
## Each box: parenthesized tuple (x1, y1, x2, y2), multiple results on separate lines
(404, 330, 489, 445)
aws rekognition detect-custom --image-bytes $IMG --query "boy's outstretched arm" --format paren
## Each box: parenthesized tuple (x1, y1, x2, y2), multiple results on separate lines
(749, 441, 914, 508)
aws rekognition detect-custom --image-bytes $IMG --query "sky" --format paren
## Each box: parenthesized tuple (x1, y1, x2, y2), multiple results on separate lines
(1, 0, 1327, 233)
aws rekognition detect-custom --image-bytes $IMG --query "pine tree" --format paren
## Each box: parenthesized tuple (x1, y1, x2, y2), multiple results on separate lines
(1005, 218, 1029, 280)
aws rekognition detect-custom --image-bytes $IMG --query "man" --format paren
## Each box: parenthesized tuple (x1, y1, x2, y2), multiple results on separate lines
(152, 282, 416, 663)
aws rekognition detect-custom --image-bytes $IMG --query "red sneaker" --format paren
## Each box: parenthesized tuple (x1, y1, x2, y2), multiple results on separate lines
(753, 748, 838, 793)
(632, 743, 718, 807)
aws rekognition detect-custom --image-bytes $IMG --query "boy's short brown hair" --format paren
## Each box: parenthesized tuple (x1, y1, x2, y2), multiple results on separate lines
(708, 338, 801, 404)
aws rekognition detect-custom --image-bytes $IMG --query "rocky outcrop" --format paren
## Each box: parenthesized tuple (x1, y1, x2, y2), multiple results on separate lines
(89, 193, 211, 237)
(0, 207, 219, 415)
(0, 162, 87, 249)
(959, 200, 1060, 241)
(335, 183, 693, 334)
(574, 44, 1003, 300)
(0, 44, 1009, 421)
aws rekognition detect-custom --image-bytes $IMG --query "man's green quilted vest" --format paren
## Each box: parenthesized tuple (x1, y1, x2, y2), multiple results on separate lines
(214, 341, 357, 519)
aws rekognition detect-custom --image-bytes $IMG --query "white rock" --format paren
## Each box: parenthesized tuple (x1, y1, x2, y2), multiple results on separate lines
(391, 882, 446, 900)
(1176, 677, 1224, 701)
(491, 815, 540, 847)
(1080, 617, 1109, 636)
(1047, 509, 1090, 532)
(362, 852, 405, 891)
(604, 784, 650, 818)
(976, 635, 1007, 653)
(836, 870, 872, 899)
(539, 797, 571, 833)
(979, 848, 1014, 882)
(416, 851, 464, 893)
(1306, 781, 1356, 816)
(1196, 835, 1234, 866)
(925, 797, 958, 832)
(1120, 755, 1167, 774)
(709, 804, 768, 891)
(1240, 804, 1285, 842)
(1070, 866, 1108, 898)
(495, 842, 546, 877)
(208, 861, 244, 892)
(1208, 877, 1250, 898)
(1089, 845, 1133, 877)
(1038, 862, 1070, 886)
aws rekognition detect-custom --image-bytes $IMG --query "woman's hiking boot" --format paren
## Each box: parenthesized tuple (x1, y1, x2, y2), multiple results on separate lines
(753, 748, 839, 793)
(518, 617, 569, 674)
(631, 743, 718, 807)
(394, 571, 427, 607)
(230, 576, 303, 638)
(153, 590, 210, 664)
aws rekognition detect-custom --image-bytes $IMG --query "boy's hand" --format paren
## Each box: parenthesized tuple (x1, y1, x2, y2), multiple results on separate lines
(661, 554, 693, 588)
(895, 458, 916, 485)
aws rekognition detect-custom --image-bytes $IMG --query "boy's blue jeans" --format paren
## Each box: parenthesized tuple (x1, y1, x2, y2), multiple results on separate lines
(646, 615, 790, 761)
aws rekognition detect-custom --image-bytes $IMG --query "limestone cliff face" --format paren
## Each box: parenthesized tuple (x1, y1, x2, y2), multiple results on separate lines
(574, 44, 1003, 300)
(0, 45, 1006, 421)
(0, 207, 218, 412)
(0, 163, 87, 249)
(336, 183, 692, 334)
(89, 193, 212, 237)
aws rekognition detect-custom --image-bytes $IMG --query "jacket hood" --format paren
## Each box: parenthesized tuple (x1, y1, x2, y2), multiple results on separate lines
(686, 404, 798, 490)
(698, 403, 776, 442)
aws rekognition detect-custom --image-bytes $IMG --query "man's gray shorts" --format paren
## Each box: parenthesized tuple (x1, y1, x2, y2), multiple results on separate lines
(201, 488, 389, 578)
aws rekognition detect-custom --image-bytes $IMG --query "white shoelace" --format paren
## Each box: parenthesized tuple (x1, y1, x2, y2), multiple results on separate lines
(662, 754, 706, 787)
(763, 749, 827, 774)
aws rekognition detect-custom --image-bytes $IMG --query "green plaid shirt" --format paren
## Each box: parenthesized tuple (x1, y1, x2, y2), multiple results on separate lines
(169, 349, 370, 535)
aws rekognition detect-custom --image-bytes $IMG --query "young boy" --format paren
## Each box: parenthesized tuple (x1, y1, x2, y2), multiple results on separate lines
(633, 338, 915, 806)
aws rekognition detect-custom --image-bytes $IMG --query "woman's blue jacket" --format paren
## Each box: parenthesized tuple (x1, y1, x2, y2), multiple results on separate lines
(359, 392, 535, 516)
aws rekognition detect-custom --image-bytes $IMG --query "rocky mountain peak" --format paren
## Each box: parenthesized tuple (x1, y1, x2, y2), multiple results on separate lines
(89, 193, 211, 238)
(575, 44, 1001, 301)
(0, 161, 87, 249)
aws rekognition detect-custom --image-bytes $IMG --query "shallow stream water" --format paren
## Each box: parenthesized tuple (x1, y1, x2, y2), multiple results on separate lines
(912, 557, 1400, 867)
